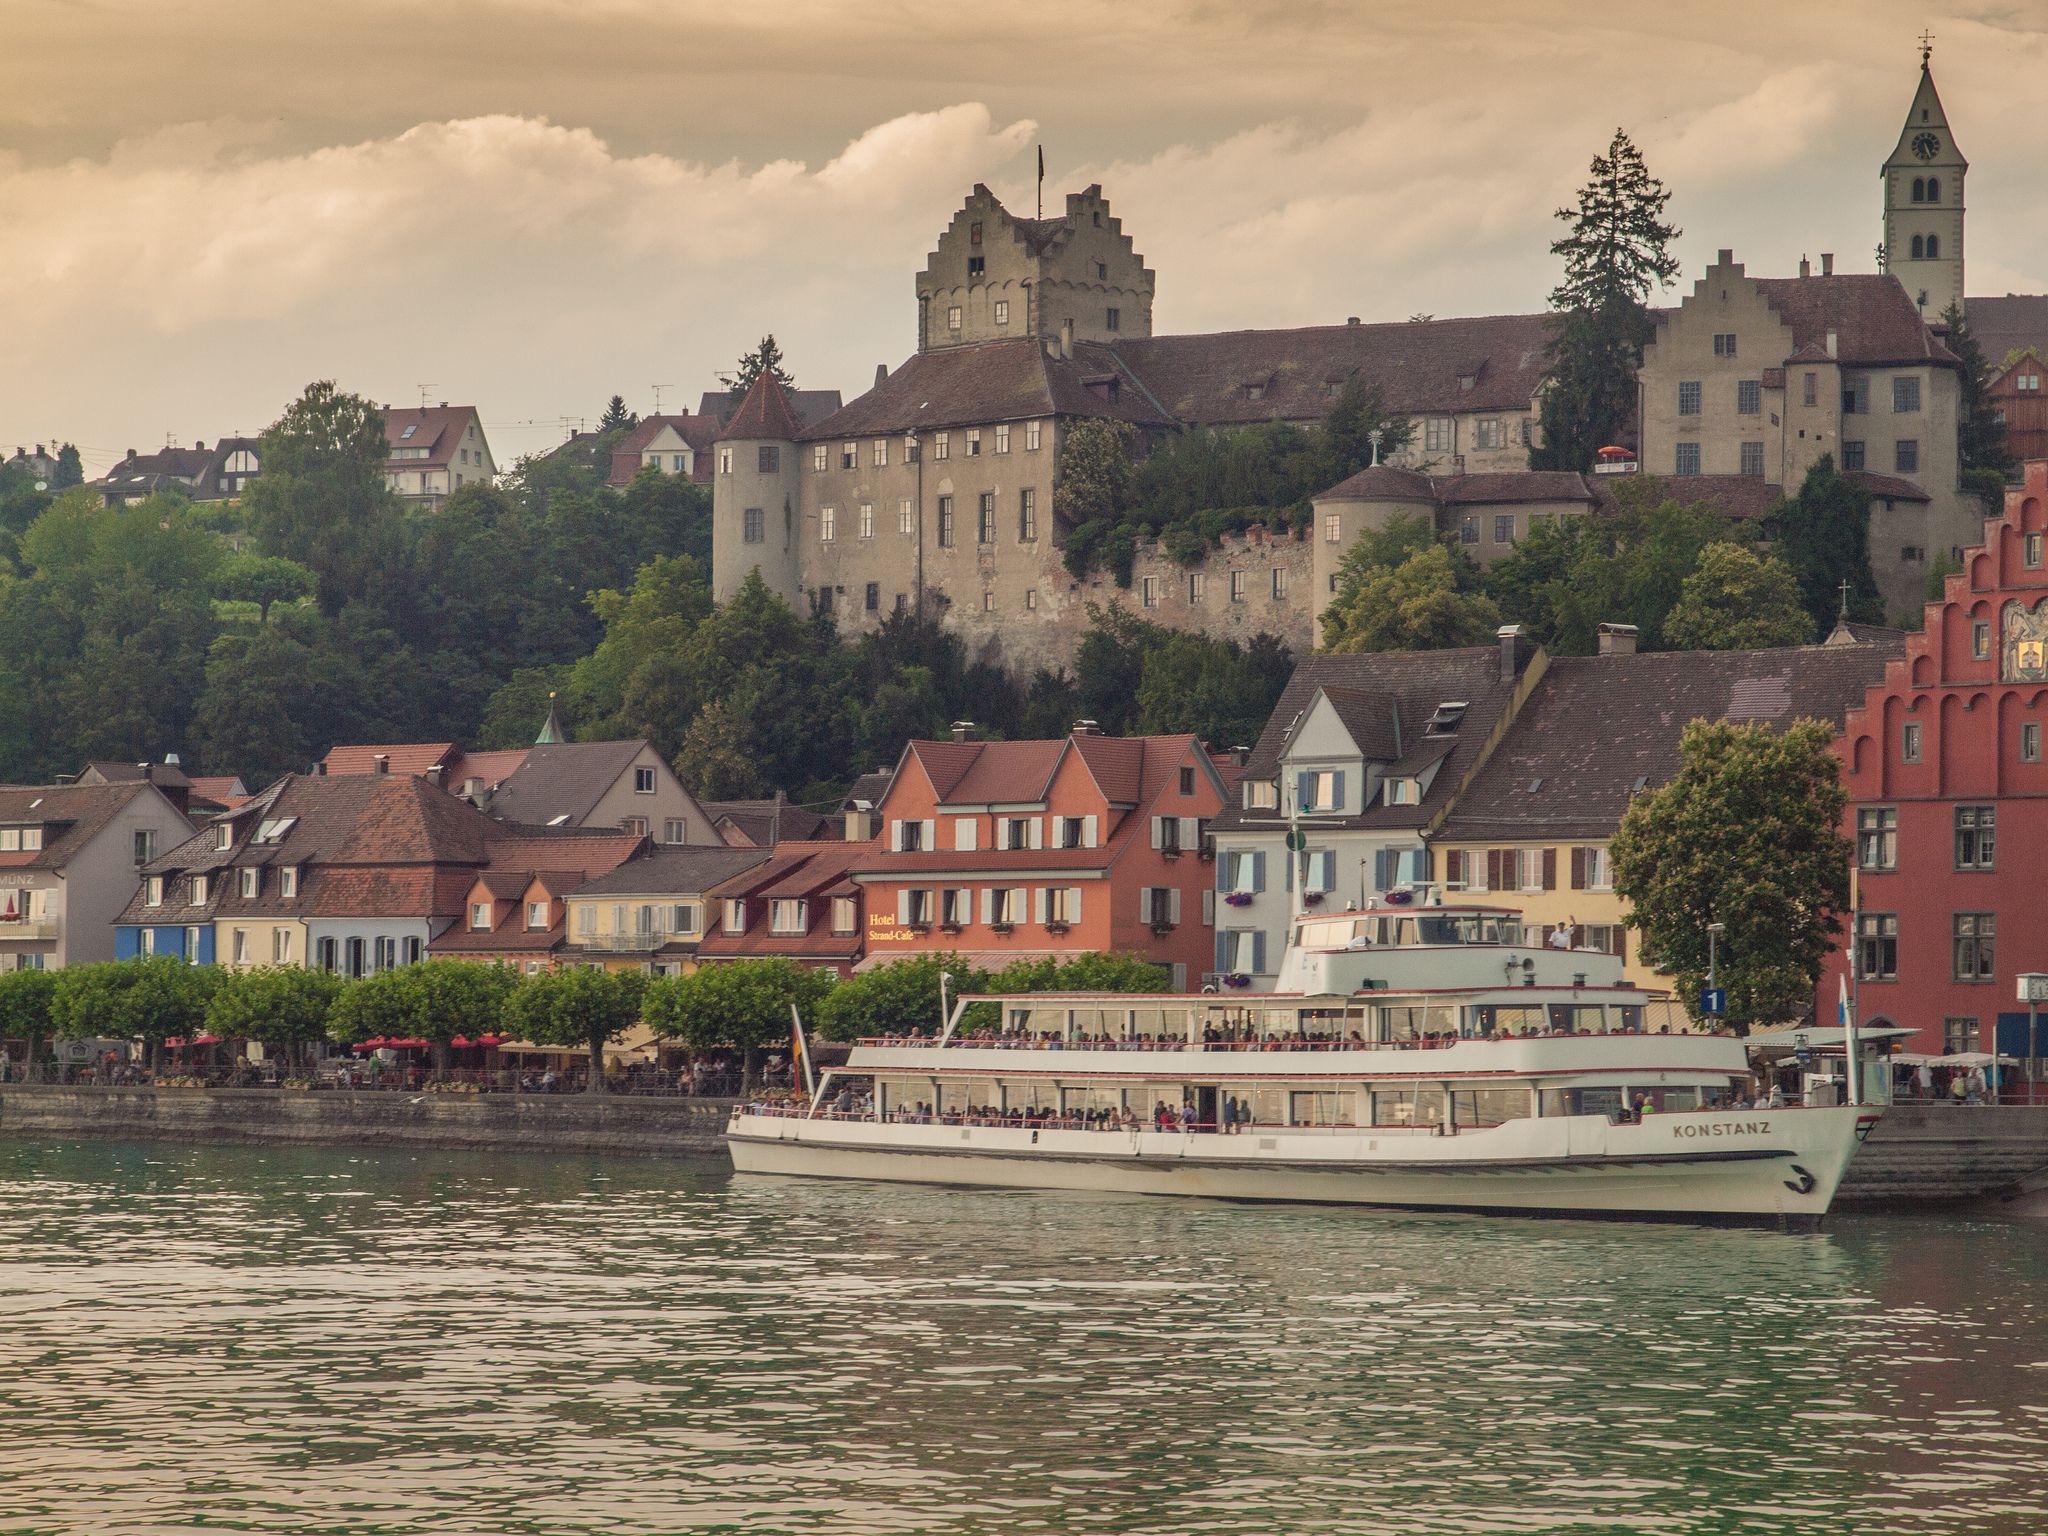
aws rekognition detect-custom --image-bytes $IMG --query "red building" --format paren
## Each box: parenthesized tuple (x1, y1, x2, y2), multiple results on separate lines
(851, 725, 1230, 989)
(1824, 460, 2048, 1057)
(695, 841, 870, 980)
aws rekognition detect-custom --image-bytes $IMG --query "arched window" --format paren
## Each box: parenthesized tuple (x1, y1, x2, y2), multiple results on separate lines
(1910, 234, 1925, 259)
(1927, 177, 1941, 203)
(1926, 234, 1941, 259)
(1912, 178, 1925, 203)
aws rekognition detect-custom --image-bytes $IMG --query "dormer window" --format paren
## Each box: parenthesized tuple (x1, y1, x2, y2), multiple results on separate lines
(239, 867, 259, 898)
(770, 899, 808, 934)
(724, 898, 746, 933)
(1385, 779, 1415, 805)
(191, 875, 209, 905)
(1245, 781, 1278, 810)
(281, 867, 299, 899)
(527, 901, 549, 930)
(145, 876, 163, 907)
(215, 825, 232, 850)
(470, 902, 490, 931)
(1424, 702, 1469, 736)
(1245, 383, 1265, 401)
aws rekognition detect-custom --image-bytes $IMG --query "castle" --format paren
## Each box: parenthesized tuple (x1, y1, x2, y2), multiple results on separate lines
(713, 51, 2034, 668)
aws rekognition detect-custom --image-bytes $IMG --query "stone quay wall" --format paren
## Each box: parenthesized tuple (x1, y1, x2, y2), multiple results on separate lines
(0, 1085, 740, 1160)
(1835, 1104, 2048, 1204)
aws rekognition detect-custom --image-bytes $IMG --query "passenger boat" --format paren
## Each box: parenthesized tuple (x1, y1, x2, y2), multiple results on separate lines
(727, 897, 1882, 1230)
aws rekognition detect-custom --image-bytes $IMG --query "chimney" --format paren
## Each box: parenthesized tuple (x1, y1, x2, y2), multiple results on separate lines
(313, 761, 327, 777)
(164, 753, 180, 766)
(1346, 316, 1361, 326)
(1227, 746, 1251, 767)
(1060, 317, 1075, 360)
(1798, 255, 1811, 278)
(126, 448, 137, 460)
(1717, 248, 1733, 267)
(1821, 252, 1834, 277)
(875, 363, 889, 388)
(1597, 622, 1639, 656)
(373, 754, 390, 774)
(1072, 719, 1101, 736)
(139, 762, 152, 781)
(1497, 624, 1525, 683)
(439, 401, 447, 409)
(950, 720, 979, 743)
(1826, 330, 1838, 359)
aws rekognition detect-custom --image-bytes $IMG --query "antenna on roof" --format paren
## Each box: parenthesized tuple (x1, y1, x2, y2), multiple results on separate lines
(1037, 143, 1044, 220)
(651, 384, 672, 414)
(417, 384, 434, 409)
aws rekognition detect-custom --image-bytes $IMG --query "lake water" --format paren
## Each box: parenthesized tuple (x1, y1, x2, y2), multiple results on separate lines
(0, 1140, 2045, 1535)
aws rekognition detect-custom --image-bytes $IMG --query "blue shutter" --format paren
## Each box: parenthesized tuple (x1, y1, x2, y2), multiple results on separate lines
(1252, 930, 1267, 974)
(1252, 851, 1266, 892)
(1218, 852, 1233, 892)
(1332, 771, 1346, 812)
(1297, 771, 1314, 811)
(1216, 931, 1228, 972)
(1373, 849, 1389, 891)
(1285, 847, 1294, 892)
(1320, 851, 1336, 891)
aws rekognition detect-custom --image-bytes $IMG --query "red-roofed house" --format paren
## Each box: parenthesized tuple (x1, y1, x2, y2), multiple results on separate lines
(848, 725, 1229, 989)
(429, 833, 646, 973)
(695, 841, 871, 979)
(380, 404, 497, 510)
(606, 414, 722, 487)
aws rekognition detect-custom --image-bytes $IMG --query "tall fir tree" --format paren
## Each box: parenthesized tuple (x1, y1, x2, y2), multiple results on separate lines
(598, 394, 637, 433)
(728, 335, 797, 403)
(1530, 129, 1680, 472)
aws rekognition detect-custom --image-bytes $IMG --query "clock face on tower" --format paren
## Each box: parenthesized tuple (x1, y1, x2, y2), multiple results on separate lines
(1912, 131, 1942, 160)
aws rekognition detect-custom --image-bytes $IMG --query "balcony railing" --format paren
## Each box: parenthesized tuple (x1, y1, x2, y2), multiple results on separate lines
(580, 932, 669, 952)
(0, 920, 56, 940)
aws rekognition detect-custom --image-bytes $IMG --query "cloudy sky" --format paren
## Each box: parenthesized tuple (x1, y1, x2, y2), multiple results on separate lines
(7, 1, 2045, 475)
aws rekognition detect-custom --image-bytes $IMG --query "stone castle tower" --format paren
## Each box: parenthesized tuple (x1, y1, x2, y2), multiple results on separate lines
(1882, 43, 1966, 319)
(709, 371, 805, 604)
(915, 183, 1154, 354)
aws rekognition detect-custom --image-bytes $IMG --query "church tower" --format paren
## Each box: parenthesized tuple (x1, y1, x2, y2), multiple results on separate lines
(1882, 39, 1966, 319)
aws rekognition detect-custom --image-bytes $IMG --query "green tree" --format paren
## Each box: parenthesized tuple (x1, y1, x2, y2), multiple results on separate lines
(813, 953, 986, 1042)
(212, 552, 316, 622)
(206, 967, 344, 1072)
(1056, 419, 1137, 578)
(1662, 543, 1814, 651)
(0, 967, 58, 1071)
(1531, 130, 1681, 471)
(643, 958, 832, 1092)
(1321, 544, 1501, 653)
(327, 970, 413, 1051)
(479, 666, 576, 749)
(402, 960, 521, 1076)
(194, 626, 317, 785)
(674, 699, 766, 799)
(728, 336, 796, 403)
(54, 445, 83, 490)
(1480, 514, 1597, 653)
(1133, 630, 1293, 749)
(1609, 719, 1850, 1033)
(52, 957, 220, 1070)
(244, 381, 404, 615)
(1939, 301, 2015, 502)
(501, 965, 641, 1094)
(599, 395, 637, 433)
(1766, 456, 1885, 634)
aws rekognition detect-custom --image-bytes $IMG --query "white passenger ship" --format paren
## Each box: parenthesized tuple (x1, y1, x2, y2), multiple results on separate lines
(728, 899, 1882, 1229)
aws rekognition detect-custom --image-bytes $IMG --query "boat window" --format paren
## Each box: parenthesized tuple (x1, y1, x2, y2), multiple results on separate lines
(1380, 1005, 1456, 1041)
(1396, 918, 1416, 945)
(1289, 1090, 1356, 1126)
(1451, 1088, 1534, 1126)
(1540, 1087, 1624, 1118)
(1299, 917, 1369, 949)
(1483, 1005, 1547, 1036)
(1372, 1089, 1446, 1127)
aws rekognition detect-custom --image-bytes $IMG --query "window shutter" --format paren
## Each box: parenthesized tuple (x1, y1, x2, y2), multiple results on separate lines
(1034, 887, 1048, 924)
(1216, 930, 1228, 971)
(1218, 852, 1234, 891)
(890, 820, 903, 853)
(1251, 851, 1266, 892)
(1151, 817, 1163, 849)
(1615, 928, 1627, 966)
(980, 888, 994, 924)
(1542, 847, 1557, 891)
(896, 889, 910, 923)
(1203, 888, 1215, 924)
(1321, 850, 1337, 890)
(1179, 817, 1198, 850)
(923, 819, 937, 851)
(1373, 849, 1388, 891)
(1570, 846, 1586, 890)
(956, 819, 976, 851)
(1139, 888, 1152, 922)
(1444, 849, 1461, 887)
(1297, 771, 1314, 811)
(1083, 815, 1097, 848)
(1332, 770, 1346, 811)
(1169, 888, 1182, 924)
(1252, 930, 1267, 974)
(1486, 849, 1501, 891)
(1029, 818, 1043, 850)
(1069, 887, 1082, 923)
(1419, 846, 1435, 883)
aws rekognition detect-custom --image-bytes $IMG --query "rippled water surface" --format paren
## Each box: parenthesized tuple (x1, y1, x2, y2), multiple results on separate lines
(1, 1140, 2046, 1534)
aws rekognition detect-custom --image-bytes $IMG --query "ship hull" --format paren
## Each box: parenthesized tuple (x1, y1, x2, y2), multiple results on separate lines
(726, 1108, 1874, 1230)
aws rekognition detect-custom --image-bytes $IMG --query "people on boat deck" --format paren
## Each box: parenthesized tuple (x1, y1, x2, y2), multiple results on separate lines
(1549, 919, 1576, 950)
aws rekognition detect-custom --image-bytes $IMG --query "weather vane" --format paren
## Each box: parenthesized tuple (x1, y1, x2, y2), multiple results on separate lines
(1920, 30, 1934, 66)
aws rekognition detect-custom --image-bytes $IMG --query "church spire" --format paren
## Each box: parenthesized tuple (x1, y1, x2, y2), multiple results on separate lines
(536, 691, 566, 745)
(1882, 44, 1966, 318)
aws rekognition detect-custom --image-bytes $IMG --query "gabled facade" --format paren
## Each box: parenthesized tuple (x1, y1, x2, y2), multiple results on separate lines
(1823, 460, 2048, 1057)
(380, 404, 496, 509)
(428, 832, 651, 973)
(1987, 347, 2048, 467)
(696, 842, 871, 980)
(850, 727, 1229, 989)
(563, 846, 775, 975)
(606, 414, 722, 487)
(0, 782, 197, 971)
(1207, 634, 1543, 989)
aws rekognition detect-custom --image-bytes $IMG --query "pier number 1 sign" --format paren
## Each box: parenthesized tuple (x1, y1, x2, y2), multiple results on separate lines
(1700, 988, 1727, 1016)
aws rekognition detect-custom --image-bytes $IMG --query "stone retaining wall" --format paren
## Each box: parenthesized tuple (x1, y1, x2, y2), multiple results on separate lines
(0, 1085, 739, 1160)
(1835, 1104, 2048, 1204)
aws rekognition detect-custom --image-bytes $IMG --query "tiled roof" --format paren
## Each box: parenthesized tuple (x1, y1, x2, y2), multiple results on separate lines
(0, 782, 155, 871)
(1844, 471, 1931, 503)
(186, 776, 248, 803)
(799, 339, 1174, 442)
(1748, 275, 1960, 369)
(854, 847, 1119, 876)
(1212, 646, 1527, 835)
(1315, 467, 1596, 506)
(695, 842, 869, 962)
(703, 800, 838, 846)
(1316, 466, 1437, 502)
(320, 743, 461, 777)
(1615, 474, 1783, 521)
(1965, 296, 2048, 369)
(1069, 734, 1146, 805)
(715, 372, 808, 443)
(841, 770, 895, 813)
(79, 760, 194, 791)
(1110, 312, 1551, 426)
(478, 740, 644, 827)
(929, 739, 1065, 806)
(380, 406, 477, 468)
(431, 924, 567, 956)
(695, 389, 844, 428)
(559, 846, 772, 898)
(1436, 639, 1904, 841)
(1316, 688, 1402, 761)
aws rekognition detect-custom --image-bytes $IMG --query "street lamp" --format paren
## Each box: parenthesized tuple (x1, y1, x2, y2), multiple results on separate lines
(1707, 923, 1724, 991)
